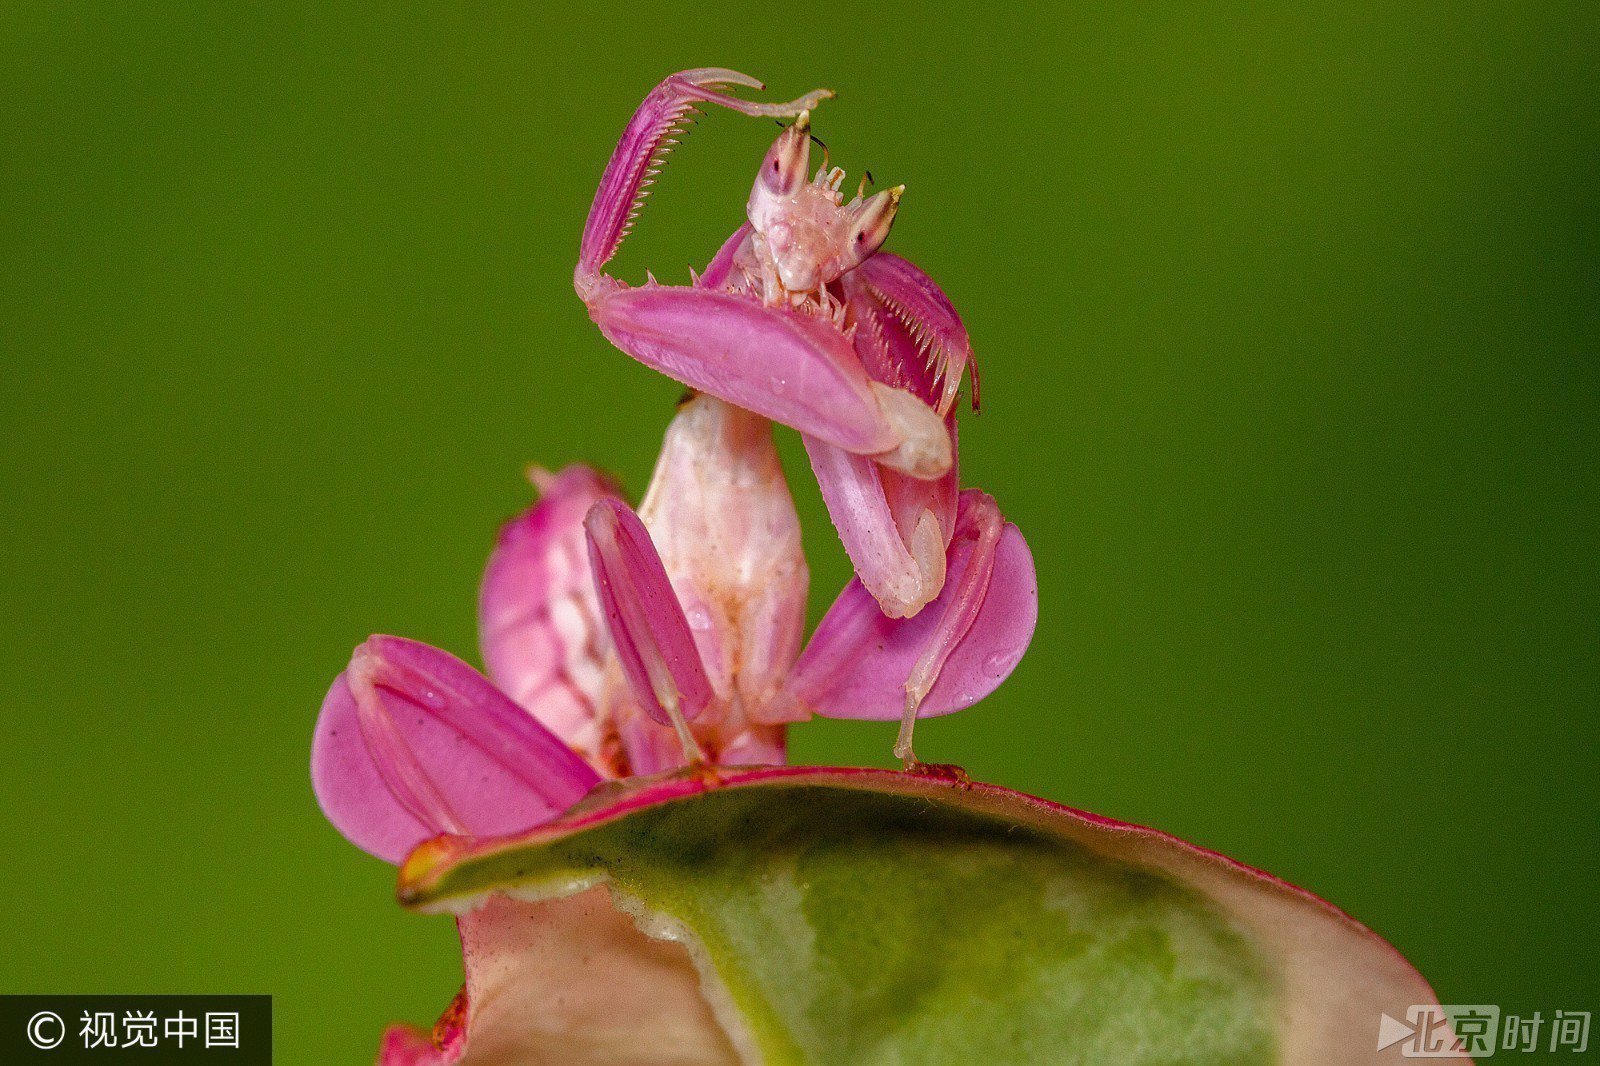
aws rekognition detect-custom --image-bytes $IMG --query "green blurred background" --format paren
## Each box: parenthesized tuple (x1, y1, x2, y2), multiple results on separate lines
(3, 2, 1596, 1060)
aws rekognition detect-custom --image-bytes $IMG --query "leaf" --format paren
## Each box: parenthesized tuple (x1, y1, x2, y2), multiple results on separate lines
(389, 767, 1460, 1065)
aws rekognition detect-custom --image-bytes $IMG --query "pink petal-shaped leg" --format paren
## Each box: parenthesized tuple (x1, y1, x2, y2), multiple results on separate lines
(311, 636, 601, 864)
(584, 498, 715, 760)
(576, 69, 830, 294)
(591, 285, 949, 474)
(845, 251, 978, 417)
(478, 465, 620, 770)
(804, 430, 955, 618)
(891, 491, 1006, 763)
(795, 253, 972, 617)
(786, 491, 1037, 763)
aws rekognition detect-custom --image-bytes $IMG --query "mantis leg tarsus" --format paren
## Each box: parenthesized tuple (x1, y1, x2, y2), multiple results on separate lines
(893, 491, 1005, 764)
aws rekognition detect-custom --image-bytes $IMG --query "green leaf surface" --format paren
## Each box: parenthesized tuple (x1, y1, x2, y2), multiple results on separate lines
(397, 767, 1456, 1065)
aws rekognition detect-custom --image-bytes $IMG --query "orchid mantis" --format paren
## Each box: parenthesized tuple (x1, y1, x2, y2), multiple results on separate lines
(314, 394, 1035, 862)
(574, 68, 1024, 761)
(312, 70, 1453, 1066)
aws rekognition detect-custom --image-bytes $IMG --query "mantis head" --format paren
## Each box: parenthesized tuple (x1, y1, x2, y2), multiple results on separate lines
(747, 111, 904, 296)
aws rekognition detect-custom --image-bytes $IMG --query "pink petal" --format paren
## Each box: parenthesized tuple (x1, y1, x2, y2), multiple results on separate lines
(591, 285, 899, 455)
(584, 498, 714, 727)
(311, 636, 601, 864)
(478, 465, 619, 762)
(788, 494, 1037, 720)
(845, 252, 976, 416)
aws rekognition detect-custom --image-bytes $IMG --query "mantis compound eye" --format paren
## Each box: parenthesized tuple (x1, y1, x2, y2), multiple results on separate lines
(757, 111, 812, 198)
(846, 184, 904, 265)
